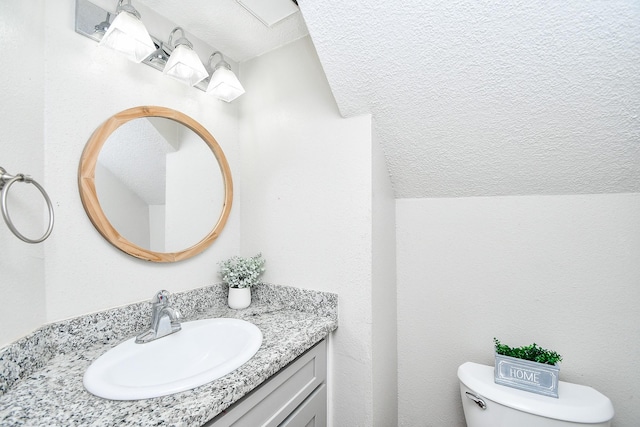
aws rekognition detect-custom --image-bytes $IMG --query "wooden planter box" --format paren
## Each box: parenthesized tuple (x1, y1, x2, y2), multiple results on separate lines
(494, 353, 560, 398)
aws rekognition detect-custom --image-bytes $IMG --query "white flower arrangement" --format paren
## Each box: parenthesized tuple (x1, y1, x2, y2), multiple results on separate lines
(218, 253, 266, 289)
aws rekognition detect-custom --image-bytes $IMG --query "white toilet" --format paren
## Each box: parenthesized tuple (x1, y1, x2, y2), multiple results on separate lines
(458, 362, 614, 427)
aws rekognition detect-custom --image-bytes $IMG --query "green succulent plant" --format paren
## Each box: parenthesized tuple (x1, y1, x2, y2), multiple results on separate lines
(494, 338, 562, 366)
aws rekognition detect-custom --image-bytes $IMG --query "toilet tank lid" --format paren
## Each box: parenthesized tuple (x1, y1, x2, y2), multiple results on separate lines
(458, 362, 614, 423)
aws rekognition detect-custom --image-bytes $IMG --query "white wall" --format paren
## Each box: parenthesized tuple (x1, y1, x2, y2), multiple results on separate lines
(0, 1, 47, 345)
(42, 0, 241, 322)
(165, 127, 224, 252)
(239, 36, 397, 426)
(95, 162, 151, 249)
(371, 127, 398, 426)
(149, 204, 165, 252)
(0, 0, 241, 345)
(397, 193, 640, 426)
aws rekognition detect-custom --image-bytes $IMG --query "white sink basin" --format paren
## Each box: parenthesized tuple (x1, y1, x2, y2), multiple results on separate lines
(83, 318, 262, 400)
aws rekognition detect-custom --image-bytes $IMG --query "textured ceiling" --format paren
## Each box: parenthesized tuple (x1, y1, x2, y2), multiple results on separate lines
(298, 1, 640, 198)
(99, 118, 177, 205)
(138, 0, 640, 198)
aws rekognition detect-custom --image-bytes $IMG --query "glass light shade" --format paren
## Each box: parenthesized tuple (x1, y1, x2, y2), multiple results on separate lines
(163, 45, 208, 86)
(98, 11, 155, 63)
(206, 67, 245, 102)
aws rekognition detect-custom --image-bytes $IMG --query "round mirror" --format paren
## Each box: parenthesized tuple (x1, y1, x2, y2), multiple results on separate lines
(78, 106, 233, 262)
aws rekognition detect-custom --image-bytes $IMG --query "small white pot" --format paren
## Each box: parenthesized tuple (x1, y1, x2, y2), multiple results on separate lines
(228, 287, 251, 309)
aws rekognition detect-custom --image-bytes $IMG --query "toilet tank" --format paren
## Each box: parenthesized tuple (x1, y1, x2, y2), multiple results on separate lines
(458, 362, 614, 427)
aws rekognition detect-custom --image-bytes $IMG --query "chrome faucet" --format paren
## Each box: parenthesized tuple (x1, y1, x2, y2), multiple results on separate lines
(135, 290, 182, 344)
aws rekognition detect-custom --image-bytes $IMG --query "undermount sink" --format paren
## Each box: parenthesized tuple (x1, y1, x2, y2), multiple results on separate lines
(83, 318, 263, 400)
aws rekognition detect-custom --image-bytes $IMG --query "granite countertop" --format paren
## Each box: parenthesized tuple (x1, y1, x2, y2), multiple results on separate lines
(0, 284, 338, 427)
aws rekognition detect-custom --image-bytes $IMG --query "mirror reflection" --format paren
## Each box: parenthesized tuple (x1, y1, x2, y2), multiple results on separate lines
(95, 118, 224, 253)
(78, 106, 233, 262)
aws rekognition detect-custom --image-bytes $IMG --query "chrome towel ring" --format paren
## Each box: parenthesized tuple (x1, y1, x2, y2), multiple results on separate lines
(0, 167, 54, 243)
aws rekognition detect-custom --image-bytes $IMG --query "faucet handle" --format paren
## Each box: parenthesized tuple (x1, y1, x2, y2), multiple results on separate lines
(151, 290, 171, 305)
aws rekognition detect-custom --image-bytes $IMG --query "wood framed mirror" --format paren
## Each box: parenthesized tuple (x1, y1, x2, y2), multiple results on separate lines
(78, 106, 233, 262)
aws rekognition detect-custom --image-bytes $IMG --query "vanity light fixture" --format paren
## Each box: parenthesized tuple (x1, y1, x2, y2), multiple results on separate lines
(74, 0, 246, 101)
(98, 0, 155, 63)
(163, 27, 209, 87)
(93, 13, 112, 38)
(207, 52, 245, 102)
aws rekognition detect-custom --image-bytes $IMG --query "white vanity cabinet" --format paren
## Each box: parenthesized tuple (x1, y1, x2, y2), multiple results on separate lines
(204, 339, 327, 427)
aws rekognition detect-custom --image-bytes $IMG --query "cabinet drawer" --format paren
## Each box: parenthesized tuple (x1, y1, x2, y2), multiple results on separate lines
(206, 339, 327, 427)
(279, 384, 327, 427)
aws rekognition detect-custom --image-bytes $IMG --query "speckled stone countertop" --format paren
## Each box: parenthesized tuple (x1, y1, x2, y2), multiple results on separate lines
(0, 284, 338, 427)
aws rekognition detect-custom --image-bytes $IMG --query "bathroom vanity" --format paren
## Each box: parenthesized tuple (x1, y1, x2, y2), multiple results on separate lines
(206, 339, 327, 426)
(0, 284, 337, 426)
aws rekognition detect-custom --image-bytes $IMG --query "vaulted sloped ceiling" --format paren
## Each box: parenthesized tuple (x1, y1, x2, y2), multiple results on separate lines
(139, 0, 640, 199)
(298, 1, 640, 198)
